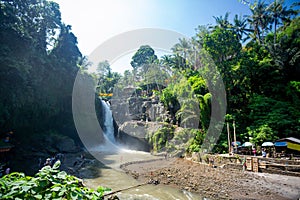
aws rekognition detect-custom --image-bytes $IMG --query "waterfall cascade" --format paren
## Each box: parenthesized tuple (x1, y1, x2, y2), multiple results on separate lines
(101, 100, 116, 144)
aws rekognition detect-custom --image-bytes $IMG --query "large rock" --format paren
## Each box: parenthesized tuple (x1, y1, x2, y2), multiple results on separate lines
(117, 121, 163, 151)
(111, 95, 169, 124)
(118, 121, 163, 139)
(55, 137, 78, 153)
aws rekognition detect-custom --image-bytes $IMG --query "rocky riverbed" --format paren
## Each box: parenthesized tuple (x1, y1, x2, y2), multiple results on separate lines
(122, 158, 300, 200)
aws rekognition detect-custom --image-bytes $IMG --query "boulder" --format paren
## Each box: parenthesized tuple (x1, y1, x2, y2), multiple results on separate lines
(55, 136, 78, 153)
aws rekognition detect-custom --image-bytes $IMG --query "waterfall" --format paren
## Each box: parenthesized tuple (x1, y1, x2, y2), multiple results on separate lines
(101, 100, 116, 144)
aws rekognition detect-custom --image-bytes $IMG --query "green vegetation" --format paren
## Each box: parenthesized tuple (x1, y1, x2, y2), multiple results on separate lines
(95, 60, 121, 98)
(1, 0, 300, 188)
(0, 0, 83, 138)
(147, 125, 174, 152)
(0, 161, 110, 199)
(118, 0, 300, 153)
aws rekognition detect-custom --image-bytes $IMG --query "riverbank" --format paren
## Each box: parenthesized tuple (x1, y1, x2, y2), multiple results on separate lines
(122, 157, 300, 200)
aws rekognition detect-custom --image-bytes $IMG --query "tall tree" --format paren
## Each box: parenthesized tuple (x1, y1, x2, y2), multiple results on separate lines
(171, 38, 192, 69)
(267, 0, 297, 45)
(212, 12, 232, 30)
(247, 0, 270, 45)
(130, 45, 157, 70)
(232, 14, 251, 42)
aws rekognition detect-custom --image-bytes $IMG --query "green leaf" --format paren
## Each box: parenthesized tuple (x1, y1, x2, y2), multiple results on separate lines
(34, 194, 43, 199)
(51, 186, 61, 192)
(21, 185, 32, 192)
(70, 191, 78, 200)
(52, 160, 61, 170)
(58, 187, 67, 196)
(57, 171, 67, 179)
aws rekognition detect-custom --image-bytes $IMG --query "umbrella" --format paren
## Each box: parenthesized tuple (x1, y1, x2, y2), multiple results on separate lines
(242, 142, 253, 147)
(232, 141, 241, 146)
(262, 142, 274, 147)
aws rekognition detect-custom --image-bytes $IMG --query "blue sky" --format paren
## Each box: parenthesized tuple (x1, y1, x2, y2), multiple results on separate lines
(53, 0, 298, 73)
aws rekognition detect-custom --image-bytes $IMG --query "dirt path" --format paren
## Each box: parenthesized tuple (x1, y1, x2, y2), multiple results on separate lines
(123, 158, 300, 200)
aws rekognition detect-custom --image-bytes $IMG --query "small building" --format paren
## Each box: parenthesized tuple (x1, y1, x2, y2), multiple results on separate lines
(274, 137, 300, 156)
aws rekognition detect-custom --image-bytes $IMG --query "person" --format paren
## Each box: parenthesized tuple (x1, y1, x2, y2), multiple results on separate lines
(252, 148, 257, 156)
(262, 148, 267, 158)
(5, 167, 10, 175)
(38, 158, 42, 168)
(44, 158, 51, 166)
(0, 165, 3, 177)
(3, 131, 13, 143)
(50, 156, 56, 166)
(80, 154, 85, 160)
(242, 156, 247, 171)
(209, 157, 215, 168)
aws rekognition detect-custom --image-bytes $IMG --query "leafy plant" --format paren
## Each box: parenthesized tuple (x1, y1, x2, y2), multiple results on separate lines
(0, 161, 110, 200)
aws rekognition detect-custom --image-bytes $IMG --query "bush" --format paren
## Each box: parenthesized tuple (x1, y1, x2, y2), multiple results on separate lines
(0, 161, 110, 200)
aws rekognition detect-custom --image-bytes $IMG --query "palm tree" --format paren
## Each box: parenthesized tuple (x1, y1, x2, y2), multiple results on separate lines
(267, 0, 297, 45)
(212, 12, 232, 30)
(232, 14, 252, 42)
(171, 38, 192, 59)
(247, 0, 271, 45)
(171, 38, 192, 69)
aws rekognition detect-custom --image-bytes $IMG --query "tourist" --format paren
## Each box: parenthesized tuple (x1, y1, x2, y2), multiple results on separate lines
(209, 157, 215, 168)
(44, 158, 51, 166)
(0, 166, 3, 177)
(38, 157, 42, 168)
(262, 148, 267, 158)
(50, 156, 56, 166)
(242, 156, 247, 171)
(80, 154, 85, 160)
(3, 131, 13, 143)
(252, 148, 257, 156)
(5, 167, 10, 175)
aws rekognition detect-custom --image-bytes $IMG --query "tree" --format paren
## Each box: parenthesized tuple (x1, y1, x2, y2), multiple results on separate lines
(267, 0, 297, 46)
(247, 0, 270, 45)
(202, 28, 242, 64)
(0, 0, 82, 137)
(211, 12, 231, 30)
(96, 61, 121, 94)
(130, 45, 157, 69)
(232, 14, 251, 42)
(171, 38, 192, 60)
(96, 60, 111, 76)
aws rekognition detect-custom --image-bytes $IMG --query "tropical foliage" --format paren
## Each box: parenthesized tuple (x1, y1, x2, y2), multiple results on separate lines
(0, 0, 82, 138)
(0, 161, 110, 199)
(121, 0, 300, 153)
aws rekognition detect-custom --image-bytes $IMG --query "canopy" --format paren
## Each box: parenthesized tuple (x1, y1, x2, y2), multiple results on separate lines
(262, 142, 274, 147)
(242, 142, 253, 147)
(274, 141, 287, 147)
(232, 141, 241, 146)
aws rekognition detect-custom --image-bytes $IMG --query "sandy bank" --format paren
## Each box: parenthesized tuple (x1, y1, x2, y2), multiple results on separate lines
(122, 158, 300, 200)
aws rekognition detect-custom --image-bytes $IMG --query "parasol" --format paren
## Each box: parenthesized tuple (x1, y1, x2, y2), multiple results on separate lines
(242, 142, 253, 147)
(261, 142, 274, 147)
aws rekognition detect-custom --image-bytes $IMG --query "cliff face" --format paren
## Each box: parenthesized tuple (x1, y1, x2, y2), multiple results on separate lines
(108, 86, 172, 151)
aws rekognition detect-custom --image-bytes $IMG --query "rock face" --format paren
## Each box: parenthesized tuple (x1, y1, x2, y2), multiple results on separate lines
(108, 86, 171, 150)
(56, 137, 77, 153)
(117, 121, 163, 151)
(112, 96, 168, 124)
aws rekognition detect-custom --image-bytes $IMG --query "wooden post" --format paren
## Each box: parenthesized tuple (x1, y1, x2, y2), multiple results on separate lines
(227, 122, 231, 154)
(233, 121, 237, 153)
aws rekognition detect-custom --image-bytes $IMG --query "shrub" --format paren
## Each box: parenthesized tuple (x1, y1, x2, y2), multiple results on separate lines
(0, 161, 110, 200)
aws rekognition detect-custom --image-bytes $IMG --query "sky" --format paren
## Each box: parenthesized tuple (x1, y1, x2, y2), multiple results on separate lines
(52, 0, 298, 73)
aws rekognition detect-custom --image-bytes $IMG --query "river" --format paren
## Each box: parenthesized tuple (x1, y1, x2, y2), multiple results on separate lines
(82, 100, 203, 199)
(84, 147, 203, 200)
